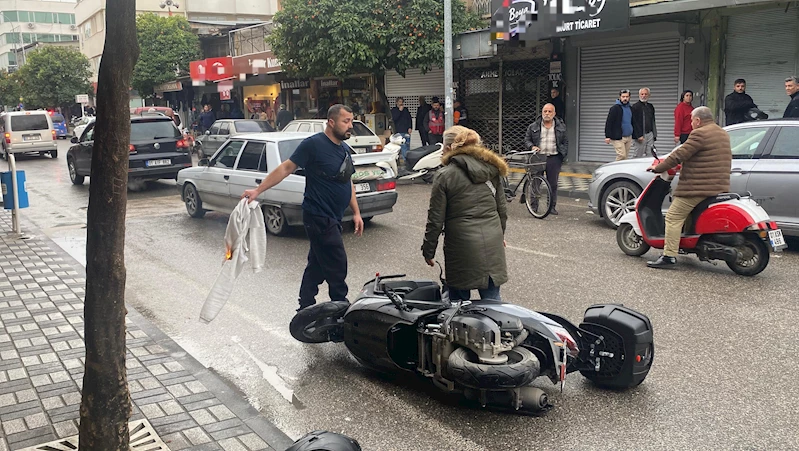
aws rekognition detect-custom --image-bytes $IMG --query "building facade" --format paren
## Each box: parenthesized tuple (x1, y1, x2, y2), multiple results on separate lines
(0, 0, 79, 71)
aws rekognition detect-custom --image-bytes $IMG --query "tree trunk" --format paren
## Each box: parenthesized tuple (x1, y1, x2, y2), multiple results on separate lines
(78, 0, 139, 449)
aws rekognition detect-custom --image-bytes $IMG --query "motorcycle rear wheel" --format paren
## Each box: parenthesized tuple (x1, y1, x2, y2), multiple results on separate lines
(447, 346, 539, 389)
(289, 301, 349, 343)
(726, 234, 770, 276)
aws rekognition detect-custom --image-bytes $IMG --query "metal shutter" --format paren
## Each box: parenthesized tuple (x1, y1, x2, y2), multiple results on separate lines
(385, 69, 445, 142)
(724, 6, 799, 121)
(578, 39, 681, 162)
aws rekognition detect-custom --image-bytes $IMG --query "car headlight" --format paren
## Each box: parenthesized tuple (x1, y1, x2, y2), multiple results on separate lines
(591, 170, 603, 181)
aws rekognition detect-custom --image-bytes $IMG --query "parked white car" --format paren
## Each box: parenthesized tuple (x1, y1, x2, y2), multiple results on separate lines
(176, 132, 398, 235)
(72, 116, 95, 140)
(282, 119, 383, 154)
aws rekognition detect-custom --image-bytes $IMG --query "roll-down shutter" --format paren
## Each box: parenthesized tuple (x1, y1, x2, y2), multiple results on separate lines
(724, 6, 799, 122)
(578, 39, 681, 162)
(385, 68, 444, 142)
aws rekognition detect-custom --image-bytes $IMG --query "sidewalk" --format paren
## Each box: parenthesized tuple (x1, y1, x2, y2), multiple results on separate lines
(0, 211, 294, 451)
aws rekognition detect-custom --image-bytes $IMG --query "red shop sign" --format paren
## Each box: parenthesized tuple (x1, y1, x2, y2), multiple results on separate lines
(190, 57, 233, 83)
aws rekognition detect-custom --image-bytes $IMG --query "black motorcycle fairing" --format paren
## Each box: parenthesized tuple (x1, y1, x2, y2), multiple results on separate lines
(405, 144, 440, 170)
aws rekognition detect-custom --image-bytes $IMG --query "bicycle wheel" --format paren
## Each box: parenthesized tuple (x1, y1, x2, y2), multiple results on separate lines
(523, 175, 552, 219)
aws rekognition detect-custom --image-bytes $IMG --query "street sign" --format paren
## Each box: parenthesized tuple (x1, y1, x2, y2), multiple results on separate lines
(75, 94, 89, 104)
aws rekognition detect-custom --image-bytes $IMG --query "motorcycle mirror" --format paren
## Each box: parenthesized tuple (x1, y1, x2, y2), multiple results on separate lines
(651, 147, 659, 159)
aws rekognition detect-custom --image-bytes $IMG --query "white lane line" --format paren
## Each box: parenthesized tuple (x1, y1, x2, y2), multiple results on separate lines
(399, 222, 560, 258)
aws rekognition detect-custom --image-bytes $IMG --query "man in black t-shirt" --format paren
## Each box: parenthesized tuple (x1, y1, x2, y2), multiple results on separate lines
(243, 104, 364, 311)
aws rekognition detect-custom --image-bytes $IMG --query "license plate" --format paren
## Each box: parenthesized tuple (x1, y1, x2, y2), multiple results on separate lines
(22, 134, 40, 141)
(145, 159, 171, 167)
(768, 229, 787, 251)
(355, 183, 371, 193)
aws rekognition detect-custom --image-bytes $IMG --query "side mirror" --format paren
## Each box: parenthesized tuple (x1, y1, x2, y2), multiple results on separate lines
(204, 130, 211, 135)
(71, 136, 79, 144)
(198, 158, 210, 166)
(651, 147, 659, 159)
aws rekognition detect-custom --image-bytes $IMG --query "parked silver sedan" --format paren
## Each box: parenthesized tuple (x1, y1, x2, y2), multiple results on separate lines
(177, 132, 399, 236)
(198, 119, 275, 158)
(588, 119, 799, 236)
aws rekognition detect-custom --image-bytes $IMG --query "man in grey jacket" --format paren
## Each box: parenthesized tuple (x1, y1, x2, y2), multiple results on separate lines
(524, 103, 568, 215)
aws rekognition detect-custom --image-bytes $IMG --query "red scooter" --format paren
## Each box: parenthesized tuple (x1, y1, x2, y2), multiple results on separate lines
(616, 149, 787, 276)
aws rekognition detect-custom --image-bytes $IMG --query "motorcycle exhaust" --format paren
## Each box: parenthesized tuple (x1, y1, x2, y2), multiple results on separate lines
(463, 387, 550, 412)
(698, 241, 741, 264)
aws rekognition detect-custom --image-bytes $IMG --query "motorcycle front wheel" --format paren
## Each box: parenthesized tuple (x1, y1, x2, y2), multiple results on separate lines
(726, 234, 770, 276)
(616, 223, 650, 256)
(289, 301, 349, 343)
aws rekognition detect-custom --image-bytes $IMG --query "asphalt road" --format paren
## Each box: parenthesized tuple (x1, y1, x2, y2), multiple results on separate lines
(7, 141, 799, 450)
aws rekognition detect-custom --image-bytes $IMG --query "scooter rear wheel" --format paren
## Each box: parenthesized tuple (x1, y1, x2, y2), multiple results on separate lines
(726, 234, 770, 276)
(616, 223, 651, 257)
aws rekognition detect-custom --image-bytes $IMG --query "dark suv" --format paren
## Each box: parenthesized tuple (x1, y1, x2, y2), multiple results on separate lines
(67, 116, 193, 185)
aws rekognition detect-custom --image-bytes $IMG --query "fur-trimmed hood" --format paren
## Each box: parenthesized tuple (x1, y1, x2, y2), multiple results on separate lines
(442, 145, 509, 183)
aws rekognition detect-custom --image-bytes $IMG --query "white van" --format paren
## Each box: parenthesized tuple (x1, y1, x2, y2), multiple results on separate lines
(0, 110, 59, 159)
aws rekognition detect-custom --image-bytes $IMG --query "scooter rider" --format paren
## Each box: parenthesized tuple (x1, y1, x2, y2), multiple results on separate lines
(646, 106, 732, 269)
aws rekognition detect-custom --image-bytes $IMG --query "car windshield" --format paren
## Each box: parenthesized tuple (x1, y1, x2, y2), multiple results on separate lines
(131, 120, 181, 141)
(235, 121, 274, 133)
(352, 122, 375, 137)
(52, 114, 65, 123)
(10, 114, 49, 130)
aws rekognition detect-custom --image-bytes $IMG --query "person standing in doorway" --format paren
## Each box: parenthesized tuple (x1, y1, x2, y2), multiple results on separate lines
(674, 90, 695, 144)
(276, 104, 294, 130)
(416, 96, 431, 146)
(724, 79, 757, 125)
(242, 105, 364, 311)
(631, 87, 657, 158)
(524, 103, 568, 215)
(199, 104, 215, 134)
(604, 89, 634, 161)
(424, 97, 445, 145)
(453, 98, 469, 128)
(549, 87, 565, 120)
(783, 76, 799, 118)
(391, 97, 413, 160)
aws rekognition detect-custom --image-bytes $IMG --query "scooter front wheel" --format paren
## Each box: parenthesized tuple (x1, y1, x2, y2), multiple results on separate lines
(616, 223, 651, 256)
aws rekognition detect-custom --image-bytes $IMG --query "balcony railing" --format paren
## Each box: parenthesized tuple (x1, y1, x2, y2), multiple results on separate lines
(228, 22, 273, 58)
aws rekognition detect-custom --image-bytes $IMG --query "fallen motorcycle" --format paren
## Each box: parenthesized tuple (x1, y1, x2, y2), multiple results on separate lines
(290, 272, 654, 413)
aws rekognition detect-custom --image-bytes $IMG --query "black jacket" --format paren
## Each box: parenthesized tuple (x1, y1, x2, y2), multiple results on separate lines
(724, 91, 757, 125)
(415, 103, 431, 131)
(784, 92, 799, 118)
(276, 110, 294, 130)
(391, 107, 413, 133)
(631, 101, 656, 140)
(524, 117, 568, 160)
(550, 96, 565, 120)
(604, 103, 631, 141)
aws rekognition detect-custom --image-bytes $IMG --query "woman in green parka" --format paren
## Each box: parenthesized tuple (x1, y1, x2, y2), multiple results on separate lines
(422, 126, 509, 300)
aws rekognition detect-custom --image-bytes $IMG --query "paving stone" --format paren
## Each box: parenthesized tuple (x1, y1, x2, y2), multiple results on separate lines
(53, 419, 78, 438)
(190, 408, 217, 426)
(61, 392, 81, 406)
(42, 395, 65, 409)
(0, 393, 15, 407)
(50, 371, 71, 383)
(184, 426, 213, 445)
(2, 418, 25, 435)
(139, 376, 162, 390)
(186, 380, 208, 394)
(0, 350, 18, 360)
(167, 383, 192, 398)
(238, 433, 269, 450)
(139, 403, 166, 419)
(7, 367, 27, 380)
(29, 374, 52, 387)
(218, 437, 248, 451)
(209, 404, 236, 421)
(159, 400, 184, 416)
(24, 412, 48, 429)
(15, 388, 37, 403)
(20, 356, 40, 366)
(161, 432, 192, 450)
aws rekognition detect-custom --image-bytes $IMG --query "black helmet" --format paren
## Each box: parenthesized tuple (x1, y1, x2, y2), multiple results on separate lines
(285, 431, 362, 451)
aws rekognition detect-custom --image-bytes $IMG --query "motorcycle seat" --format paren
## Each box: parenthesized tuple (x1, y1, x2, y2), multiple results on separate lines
(684, 193, 743, 234)
(405, 145, 441, 168)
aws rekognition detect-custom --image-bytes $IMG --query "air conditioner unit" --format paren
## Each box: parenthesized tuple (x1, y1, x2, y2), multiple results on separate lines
(70, 24, 77, 30)
(26, 22, 35, 29)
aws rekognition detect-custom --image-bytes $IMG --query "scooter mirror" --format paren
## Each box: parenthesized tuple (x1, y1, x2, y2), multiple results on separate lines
(651, 147, 659, 159)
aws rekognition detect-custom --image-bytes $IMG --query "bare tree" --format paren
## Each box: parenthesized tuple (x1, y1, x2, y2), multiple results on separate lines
(78, 0, 140, 448)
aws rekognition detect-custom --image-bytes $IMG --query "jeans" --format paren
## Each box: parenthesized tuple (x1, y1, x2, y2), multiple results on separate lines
(664, 196, 706, 257)
(298, 212, 348, 308)
(545, 155, 563, 207)
(448, 277, 501, 301)
(399, 133, 411, 159)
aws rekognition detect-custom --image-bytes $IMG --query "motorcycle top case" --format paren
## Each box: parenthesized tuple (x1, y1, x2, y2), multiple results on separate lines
(581, 304, 654, 388)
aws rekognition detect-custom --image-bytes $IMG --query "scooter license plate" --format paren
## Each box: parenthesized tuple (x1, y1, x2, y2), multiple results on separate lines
(768, 230, 787, 252)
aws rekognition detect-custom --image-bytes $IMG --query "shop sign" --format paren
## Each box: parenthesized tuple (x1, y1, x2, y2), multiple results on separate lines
(491, 0, 629, 41)
(155, 81, 183, 93)
(477, 67, 524, 80)
(232, 52, 282, 75)
(280, 79, 311, 90)
(319, 79, 341, 89)
(190, 57, 233, 82)
(220, 91, 231, 101)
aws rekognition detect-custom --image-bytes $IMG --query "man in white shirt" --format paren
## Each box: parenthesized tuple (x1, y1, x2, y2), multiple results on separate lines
(523, 104, 568, 215)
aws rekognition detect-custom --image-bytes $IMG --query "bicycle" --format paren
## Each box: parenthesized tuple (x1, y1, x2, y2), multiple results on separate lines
(500, 150, 553, 219)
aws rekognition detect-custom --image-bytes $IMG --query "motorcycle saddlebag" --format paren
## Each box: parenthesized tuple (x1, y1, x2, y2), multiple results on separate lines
(580, 304, 654, 389)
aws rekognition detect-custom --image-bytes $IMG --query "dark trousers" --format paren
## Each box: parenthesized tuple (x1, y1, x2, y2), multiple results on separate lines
(679, 133, 690, 144)
(429, 133, 443, 145)
(418, 129, 430, 146)
(545, 155, 563, 207)
(298, 212, 348, 308)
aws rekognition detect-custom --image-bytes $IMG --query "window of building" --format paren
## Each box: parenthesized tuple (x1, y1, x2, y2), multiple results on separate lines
(3, 12, 18, 22)
(96, 12, 104, 32)
(18, 12, 30, 22)
(34, 12, 52, 23)
(84, 21, 92, 39)
(57, 13, 75, 25)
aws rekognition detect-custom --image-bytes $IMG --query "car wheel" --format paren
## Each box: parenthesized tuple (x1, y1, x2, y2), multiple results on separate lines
(50, 150, 58, 159)
(183, 183, 205, 218)
(362, 216, 373, 225)
(67, 158, 84, 185)
(264, 205, 288, 236)
(601, 181, 641, 228)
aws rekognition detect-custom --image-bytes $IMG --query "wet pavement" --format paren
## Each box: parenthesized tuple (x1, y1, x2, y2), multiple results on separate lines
(5, 141, 799, 450)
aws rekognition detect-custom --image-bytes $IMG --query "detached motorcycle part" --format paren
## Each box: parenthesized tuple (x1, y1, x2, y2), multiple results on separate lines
(289, 301, 349, 344)
(447, 346, 540, 389)
(285, 430, 362, 451)
(579, 304, 654, 389)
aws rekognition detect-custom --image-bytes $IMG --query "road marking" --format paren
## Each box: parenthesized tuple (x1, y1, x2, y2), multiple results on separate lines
(232, 336, 303, 407)
(399, 223, 559, 258)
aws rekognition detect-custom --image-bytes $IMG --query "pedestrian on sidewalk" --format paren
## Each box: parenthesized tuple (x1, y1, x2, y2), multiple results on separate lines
(242, 104, 364, 311)
(391, 97, 413, 160)
(276, 104, 294, 130)
(416, 96, 431, 146)
(724, 79, 757, 125)
(524, 103, 568, 215)
(549, 86, 565, 121)
(604, 89, 634, 161)
(674, 90, 694, 144)
(199, 104, 215, 134)
(453, 98, 470, 128)
(425, 97, 445, 145)
(631, 87, 657, 158)
(783, 76, 799, 118)
(647, 106, 731, 269)
(422, 126, 508, 301)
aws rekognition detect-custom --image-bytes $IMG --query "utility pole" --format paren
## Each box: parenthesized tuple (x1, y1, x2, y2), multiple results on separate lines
(444, 0, 454, 129)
